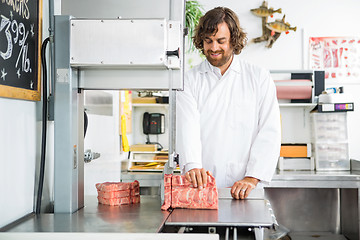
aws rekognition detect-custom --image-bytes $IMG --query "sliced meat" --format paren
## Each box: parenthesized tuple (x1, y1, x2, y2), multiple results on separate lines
(161, 174, 173, 210)
(131, 195, 141, 204)
(97, 196, 130, 205)
(96, 180, 140, 206)
(97, 190, 130, 199)
(161, 174, 218, 211)
(95, 180, 139, 192)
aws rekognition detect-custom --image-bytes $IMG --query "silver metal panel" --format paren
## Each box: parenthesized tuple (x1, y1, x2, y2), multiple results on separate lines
(54, 15, 82, 213)
(254, 228, 264, 240)
(61, 0, 170, 19)
(7, 196, 170, 233)
(121, 171, 360, 188)
(341, 189, 359, 240)
(270, 70, 314, 74)
(52, 0, 185, 215)
(120, 172, 163, 187)
(288, 232, 348, 240)
(351, 159, 360, 170)
(218, 187, 264, 199)
(270, 170, 360, 188)
(84, 90, 113, 116)
(70, 19, 167, 67)
(168, 79, 177, 170)
(166, 21, 181, 69)
(78, 69, 182, 90)
(120, 171, 360, 189)
(170, 0, 185, 22)
(165, 199, 274, 227)
(170, 0, 185, 91)
(269, 180, 358, 189)
(265, 188, 340, 232)
(278, 157, 315, 171)
(0, 233, 219, 240)
(77, 90, 84, 210)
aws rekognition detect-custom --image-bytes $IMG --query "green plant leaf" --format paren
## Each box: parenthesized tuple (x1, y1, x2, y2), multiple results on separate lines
(185, 0, 204, 52)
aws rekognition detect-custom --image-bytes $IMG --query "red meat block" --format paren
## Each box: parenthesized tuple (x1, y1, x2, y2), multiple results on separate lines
(95, 180, 139, 192)
(97, 190, 130, 199)
(130, 188, 140, 196)
(130, 180, 140, 189)
(131, 195, 141, 204)
(97, 196, 130, 206)
(161, 174, 218, 211)
(161, 174, 172, 211)
(96, 180, 140, 206)
(164, 173, 172, 186)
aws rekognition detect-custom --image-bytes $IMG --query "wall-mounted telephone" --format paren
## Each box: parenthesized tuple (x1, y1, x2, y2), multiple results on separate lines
(143, 112, 165, 134)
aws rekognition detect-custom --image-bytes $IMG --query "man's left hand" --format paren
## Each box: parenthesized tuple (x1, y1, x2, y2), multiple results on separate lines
(231, 177, 259, 200)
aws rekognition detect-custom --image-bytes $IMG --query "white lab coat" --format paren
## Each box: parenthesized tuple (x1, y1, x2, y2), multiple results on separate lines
(176, 55, 281, 188)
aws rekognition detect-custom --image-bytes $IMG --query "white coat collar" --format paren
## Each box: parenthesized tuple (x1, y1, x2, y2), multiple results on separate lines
(199, 54, 241, 75)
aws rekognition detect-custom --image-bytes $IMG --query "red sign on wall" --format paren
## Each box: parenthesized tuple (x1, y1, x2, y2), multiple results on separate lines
(309, 37, 360, 81)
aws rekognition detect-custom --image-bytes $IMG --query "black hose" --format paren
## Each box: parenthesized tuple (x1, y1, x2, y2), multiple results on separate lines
(84, 111, 88, 137)
(36, 37, 50, 215)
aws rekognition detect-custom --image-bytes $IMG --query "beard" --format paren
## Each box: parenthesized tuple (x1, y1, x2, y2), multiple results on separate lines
(205, 50, 233, 68)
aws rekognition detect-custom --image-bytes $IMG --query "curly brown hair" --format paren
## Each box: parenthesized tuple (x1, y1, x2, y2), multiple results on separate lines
(193, 7, 247, 55)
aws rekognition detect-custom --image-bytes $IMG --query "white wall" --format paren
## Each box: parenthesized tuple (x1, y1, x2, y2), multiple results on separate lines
(0, 99, 37, 228)
(196, 0, 360, 70)
(83, 91, 124, 196)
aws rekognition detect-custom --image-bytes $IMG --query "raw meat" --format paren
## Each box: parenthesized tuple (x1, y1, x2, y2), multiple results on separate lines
(131, 195, 141, 204)
(161, 174, 218, 211)
(97, 196, 130, 205)
(97, 190, 130, 199)
(161, 174, 172, 210)
(97, 187, 140, 199)
(95, 180, 140, 206)
(96, 180, 139, 191)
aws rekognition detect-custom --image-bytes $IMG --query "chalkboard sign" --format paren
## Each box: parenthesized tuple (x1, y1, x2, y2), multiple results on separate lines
(0, 0, 42, 101)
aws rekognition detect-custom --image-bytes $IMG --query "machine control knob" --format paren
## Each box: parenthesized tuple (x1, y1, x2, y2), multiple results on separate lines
(166, 48, 180, 58)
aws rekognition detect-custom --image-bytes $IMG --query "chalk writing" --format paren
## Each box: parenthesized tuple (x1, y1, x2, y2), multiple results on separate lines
(0, 14, 31, 73)
(1, 68, 7, 81)
(0, 0, 41, 100)
(0, 15, 13, 59)
(1, 0, 30, 20)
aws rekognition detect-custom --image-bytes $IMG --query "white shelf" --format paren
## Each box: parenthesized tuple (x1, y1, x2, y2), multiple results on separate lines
(132, 103, 168, 107)
(279, 103, 317, 112)
(131, 151, 166, 154)
(130, 159, 168, 163)
(127, 151, 172, 172)
(279, 103, 317, 108)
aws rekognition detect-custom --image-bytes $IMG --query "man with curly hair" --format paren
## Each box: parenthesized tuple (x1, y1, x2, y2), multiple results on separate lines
(176, 7, 281, 199)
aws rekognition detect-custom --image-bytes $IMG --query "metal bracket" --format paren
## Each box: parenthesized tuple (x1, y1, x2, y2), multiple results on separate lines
(253, 227, 264, 240)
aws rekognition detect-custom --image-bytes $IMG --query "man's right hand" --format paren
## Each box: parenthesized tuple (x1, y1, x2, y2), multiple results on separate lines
(185, 168, 211, 189)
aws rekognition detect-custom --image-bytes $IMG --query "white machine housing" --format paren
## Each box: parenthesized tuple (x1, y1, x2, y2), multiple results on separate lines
(54, 0, 184, 213)
(70, 19, 181, 69)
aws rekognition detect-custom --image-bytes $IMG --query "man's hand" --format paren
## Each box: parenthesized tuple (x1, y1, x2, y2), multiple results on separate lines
(185, 168, 211, 189)
(231, 177, 259, 200)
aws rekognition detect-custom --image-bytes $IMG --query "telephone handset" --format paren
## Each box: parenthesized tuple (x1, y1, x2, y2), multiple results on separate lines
(143, 112, 151, 134)
(142, 112, 165, 134)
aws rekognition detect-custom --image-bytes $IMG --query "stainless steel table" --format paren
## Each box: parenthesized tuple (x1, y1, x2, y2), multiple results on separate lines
(121, 170, 360, 239)
(6, 196, 169, 233)
(166, 199, 274, 227)
(164, 198, 276, 240)
(4, 193, 276, 240)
